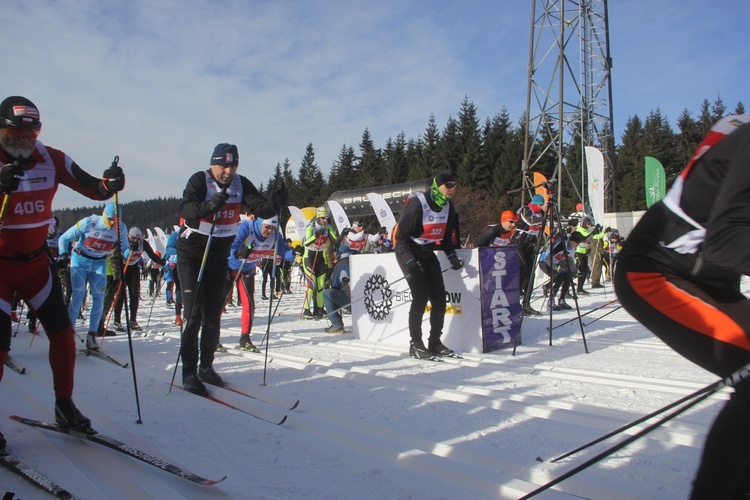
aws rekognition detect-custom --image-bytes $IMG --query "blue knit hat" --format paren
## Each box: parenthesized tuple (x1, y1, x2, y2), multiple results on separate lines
(531, 194, 545, 205)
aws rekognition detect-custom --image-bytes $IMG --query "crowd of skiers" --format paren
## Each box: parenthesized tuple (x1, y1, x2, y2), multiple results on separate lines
(2, 94, 749, 497)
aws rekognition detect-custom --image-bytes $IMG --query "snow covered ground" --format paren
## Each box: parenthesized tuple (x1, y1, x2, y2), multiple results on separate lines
(1, 271, 736, 499)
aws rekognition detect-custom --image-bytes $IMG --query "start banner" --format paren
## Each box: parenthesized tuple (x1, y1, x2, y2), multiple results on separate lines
(350, 247, 520, 353)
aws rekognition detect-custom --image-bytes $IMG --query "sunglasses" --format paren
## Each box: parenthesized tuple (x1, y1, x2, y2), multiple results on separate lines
(1, 126, 40, 139)
(444, 182, 457, 189)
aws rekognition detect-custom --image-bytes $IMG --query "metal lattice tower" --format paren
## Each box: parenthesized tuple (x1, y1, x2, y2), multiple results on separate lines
(522, 0, 617, 211)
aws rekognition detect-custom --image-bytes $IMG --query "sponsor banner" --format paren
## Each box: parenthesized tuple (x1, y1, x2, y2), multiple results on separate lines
(365, 192, 396, 238)
(327, 200, 351, 233)
(478, 247, 522, 351)
(351, 248, 520, 353)
(329, 178, 431, 218)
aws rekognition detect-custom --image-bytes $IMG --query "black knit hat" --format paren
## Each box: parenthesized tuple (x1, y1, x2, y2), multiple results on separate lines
(0, 96, 41, 130)
(210, 143, 239, 166)
(434, 170, 457, 186)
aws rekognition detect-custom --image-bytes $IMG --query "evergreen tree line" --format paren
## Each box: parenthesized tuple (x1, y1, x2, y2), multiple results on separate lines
(54, 95, 744, 242)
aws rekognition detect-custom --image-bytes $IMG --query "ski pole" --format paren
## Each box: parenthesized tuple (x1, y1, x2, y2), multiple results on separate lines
(524, 360, 750, 498)
(262, 229, 282, 386)
(299, 235, 323, 319)
(144, 274, 167, 328)
(0, 193, 9, 233)
(582, 305, 622, 327)
(168, 204, 220, 394)
(101, 250, 134, 345)
(548, 383, 715, 464)
(546, 298, 619, 331)
(109, 156, 143, 424)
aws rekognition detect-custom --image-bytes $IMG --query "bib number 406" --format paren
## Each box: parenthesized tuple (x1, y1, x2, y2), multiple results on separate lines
(14, 199, 45, 215)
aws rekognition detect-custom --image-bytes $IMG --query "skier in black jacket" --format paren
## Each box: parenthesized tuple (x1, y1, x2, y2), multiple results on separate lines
(176, 143, 287, 395)
(614, 115, 750, 498)
(395, 170, 463, 359)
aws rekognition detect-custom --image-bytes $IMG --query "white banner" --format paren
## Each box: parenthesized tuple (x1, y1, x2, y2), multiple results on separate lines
(366, 192, 397, 238)
(288, 206, 310, 243)
(153, 227, 168, 253)
(585, 146, 605, 225)
(350, 250, 483, 352)
(327, 200, 351, 233)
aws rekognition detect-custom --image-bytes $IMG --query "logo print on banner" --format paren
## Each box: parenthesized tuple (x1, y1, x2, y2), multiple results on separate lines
(363, 274, 393, 320)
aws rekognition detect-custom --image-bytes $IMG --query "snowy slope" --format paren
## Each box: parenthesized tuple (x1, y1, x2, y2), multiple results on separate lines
(1, 273, 730, 499)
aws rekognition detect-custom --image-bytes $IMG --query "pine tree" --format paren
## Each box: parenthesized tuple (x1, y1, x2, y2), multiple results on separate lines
(676, 109, 701, 170)
(383, 132, 408, 185)
(640, 109, 678, 188)
(438, 116, 461, 178)
(615, 115, 645, 211)
(354, 128, 382, 188)
(456, 96, 483, 188)
(328, 145, 356, 193)
(410, 114, 440, 180)
(296, 143, 326, 208)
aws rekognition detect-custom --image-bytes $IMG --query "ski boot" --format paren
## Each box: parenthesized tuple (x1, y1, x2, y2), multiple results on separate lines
(523, 304, 541, 316)
(409, 339, 434, 360)
(428, 338, 455, 356)
(113, 321, 125, 332)
(558, 300, 573, 310)
(129, 320, 143, 331)
(303, 309, 315, 320)
(198, 366, 224, 387)
(325, 325, 345, 335)
(239, 334, 259, 352)
(55, 397, 96, 435)
(548, 299, 561, 311)
(182, 373, 208, 396)
(85, 333, 99, 350)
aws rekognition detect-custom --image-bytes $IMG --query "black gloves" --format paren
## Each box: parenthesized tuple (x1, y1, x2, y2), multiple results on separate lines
(341, 228, 351, 237)
(57, 255, 69, 269)
(129, 240, 139, 251)
(406, 259, 423, 278)
(236, 246, 251, 260)
(272, 185, 289, 207)
(593, 224, 602, 235)
(448, 255, 464, 270)
(0, 161, 25, 194)
(314, 228, 326, 237)
(207, 190, 229, 213)
(102, 165, 125, 193)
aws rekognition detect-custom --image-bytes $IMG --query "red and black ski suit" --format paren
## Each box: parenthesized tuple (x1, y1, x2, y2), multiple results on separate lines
(0, 141, 113, 396)
(614, 115, 750, 499)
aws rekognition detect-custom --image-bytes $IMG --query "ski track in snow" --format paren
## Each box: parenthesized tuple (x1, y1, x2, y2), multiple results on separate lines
(2, 275, 739, 499)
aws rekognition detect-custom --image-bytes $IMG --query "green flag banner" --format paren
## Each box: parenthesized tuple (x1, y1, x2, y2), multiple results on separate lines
(644, 156, 666, 208)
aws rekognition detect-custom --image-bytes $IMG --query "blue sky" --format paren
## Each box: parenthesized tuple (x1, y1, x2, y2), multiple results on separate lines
(1, 1, 747, 209)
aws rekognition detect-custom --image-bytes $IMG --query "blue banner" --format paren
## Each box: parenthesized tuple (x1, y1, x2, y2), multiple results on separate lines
(478, 246, 522, 352)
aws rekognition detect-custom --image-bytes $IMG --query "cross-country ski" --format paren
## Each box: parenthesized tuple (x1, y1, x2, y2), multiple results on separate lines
(9, 416, 226, 486)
